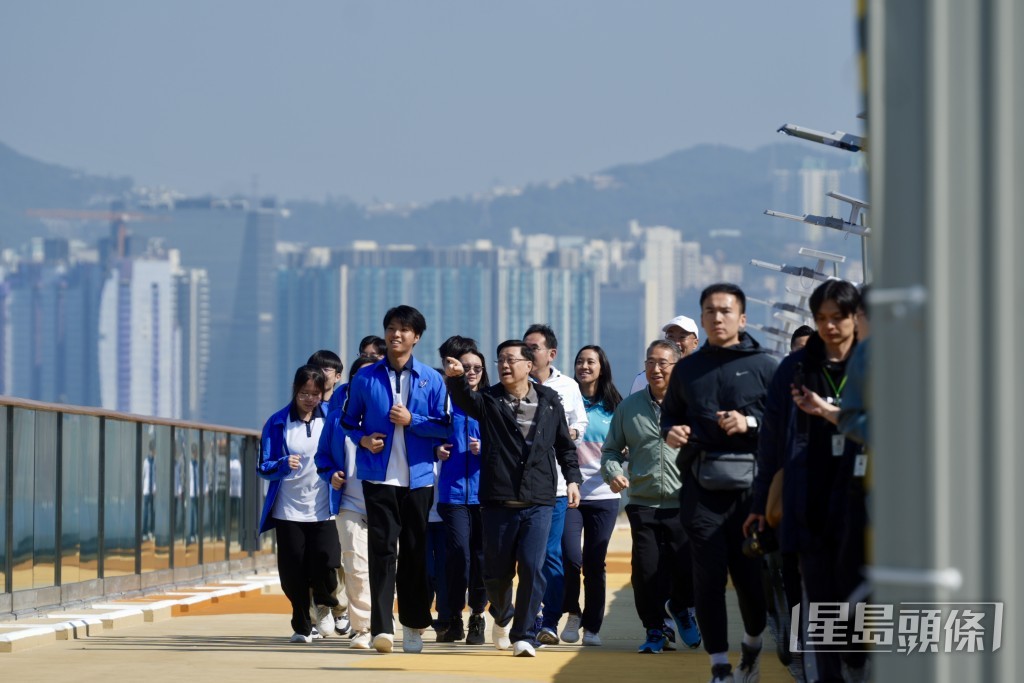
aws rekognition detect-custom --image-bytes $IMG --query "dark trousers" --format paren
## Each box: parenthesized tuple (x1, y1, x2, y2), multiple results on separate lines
(363, 482, 434, 635)
(800, 544, 868, 682)
(142, 494, 155, 537)
(482, 503, 553, 643)
(438, 503, 487, 618)
(562, 498, 619, 633)
(274, 518, 341, 636)
(426, 520, 449, 621)
(679, 478, 766, 654)
(625, 503, 695, 629)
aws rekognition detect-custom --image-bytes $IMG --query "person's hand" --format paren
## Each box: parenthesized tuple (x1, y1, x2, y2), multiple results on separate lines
(742, 513, 765, 537)
(389, 404, 412, 426)
(287, 454, 301, 470)
(791, 386, 840, 423)
(717, 410, 748, 436)
(608, 475, 630, 494)
(436, 443, 453, 461)
(330, 471, 346, 490)
(567, 482, 581, 508)
(443, 357, 464, 377)
(468, 437, 481, 455)
(665, 424, 691, 448)
(360, 432, 386, 454)
(569, 428, 580, 441)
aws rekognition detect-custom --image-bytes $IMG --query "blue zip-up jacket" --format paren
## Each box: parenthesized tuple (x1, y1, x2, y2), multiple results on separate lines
(256, 401, 327, 535)
(436, 403, 482, 505)
(314, 407, 347, 515)
(340, 356, 451, 488)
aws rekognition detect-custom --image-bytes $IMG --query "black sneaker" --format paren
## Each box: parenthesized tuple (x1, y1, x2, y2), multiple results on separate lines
(466, 613, 486, 645)
(438, 615, 464, 643)
(709, 662, 734, 683)
(735, 642, 761, 683)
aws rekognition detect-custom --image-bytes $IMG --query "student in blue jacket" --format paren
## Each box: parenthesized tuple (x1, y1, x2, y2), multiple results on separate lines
(257, 365, 340, 644)
(340, 305, 451, 654)
(434, 335, 488, 645)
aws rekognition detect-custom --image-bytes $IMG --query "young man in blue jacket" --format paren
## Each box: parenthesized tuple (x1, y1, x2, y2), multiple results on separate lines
(340, 305, 451, 654)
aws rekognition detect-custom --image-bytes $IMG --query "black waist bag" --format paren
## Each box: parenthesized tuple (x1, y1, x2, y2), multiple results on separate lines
(692, 451, 756, 491)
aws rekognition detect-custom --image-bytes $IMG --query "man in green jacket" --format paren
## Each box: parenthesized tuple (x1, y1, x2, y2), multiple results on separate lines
(602, 339, 700, 654)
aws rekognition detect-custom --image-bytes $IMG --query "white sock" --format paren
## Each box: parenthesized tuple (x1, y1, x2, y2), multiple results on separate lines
(710, 651, 730, 666)
(742, 633, 762, 650)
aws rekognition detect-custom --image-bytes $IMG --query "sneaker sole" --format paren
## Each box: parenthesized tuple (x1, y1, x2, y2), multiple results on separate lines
(372, 637, 393, 653)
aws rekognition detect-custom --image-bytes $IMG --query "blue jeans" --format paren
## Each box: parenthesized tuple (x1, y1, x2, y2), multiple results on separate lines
(539, 496, 568, 630)
(482, 504, 553, 643)
(562, 498, 620, 633)
(426, 520, 449, 621)
(437, 503, 487, 617)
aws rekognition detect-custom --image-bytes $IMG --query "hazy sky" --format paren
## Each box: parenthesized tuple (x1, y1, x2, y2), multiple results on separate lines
(1, 1, 860, 205)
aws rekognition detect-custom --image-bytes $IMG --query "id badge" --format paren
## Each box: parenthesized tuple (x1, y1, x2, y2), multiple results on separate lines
(832, 434, 845, 456)
(853, 453, 868, 477)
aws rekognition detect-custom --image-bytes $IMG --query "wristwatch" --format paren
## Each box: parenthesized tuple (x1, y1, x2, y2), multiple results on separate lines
(745, 415, 758, 430)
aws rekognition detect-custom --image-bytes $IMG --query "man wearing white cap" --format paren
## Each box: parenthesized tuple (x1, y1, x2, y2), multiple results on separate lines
(629, 316, 700, 395)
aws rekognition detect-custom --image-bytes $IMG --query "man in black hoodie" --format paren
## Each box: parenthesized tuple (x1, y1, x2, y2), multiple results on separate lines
(661, 283, 777, 683)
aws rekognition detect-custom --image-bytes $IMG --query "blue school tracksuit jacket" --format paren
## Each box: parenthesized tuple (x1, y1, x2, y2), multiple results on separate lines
(256, 401, 327, 535)
(340, 356, 451, 489)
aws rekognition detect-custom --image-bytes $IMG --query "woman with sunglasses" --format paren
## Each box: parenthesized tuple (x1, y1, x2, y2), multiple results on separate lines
(257, 364, 341, 643)
(433, 335, 489, 645)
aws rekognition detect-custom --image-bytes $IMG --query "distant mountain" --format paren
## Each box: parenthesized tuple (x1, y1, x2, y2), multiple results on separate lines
(0, 142, 133, 250)
(1, 140, 860, 264)
(280, 142, 862, 268)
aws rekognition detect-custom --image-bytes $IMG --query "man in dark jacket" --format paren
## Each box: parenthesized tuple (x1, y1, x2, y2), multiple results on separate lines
(444, 339, 581, 658)
(661, 283, 777, 683)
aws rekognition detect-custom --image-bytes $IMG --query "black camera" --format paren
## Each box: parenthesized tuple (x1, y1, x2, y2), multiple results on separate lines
(742, 527, 779, 559)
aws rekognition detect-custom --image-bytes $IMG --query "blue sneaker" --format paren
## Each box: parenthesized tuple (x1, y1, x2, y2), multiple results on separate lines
(665, 600, 702, 649)
(637, 628, 667, 654)
(662, 624, 677, 651)
(536, 626, 559, 646)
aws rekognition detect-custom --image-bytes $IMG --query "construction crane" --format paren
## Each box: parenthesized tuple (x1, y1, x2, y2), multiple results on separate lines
(26, 208, 169, 259)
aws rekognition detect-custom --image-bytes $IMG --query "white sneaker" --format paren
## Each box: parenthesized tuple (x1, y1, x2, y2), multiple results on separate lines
(560, 614, 582, 643)
(512, 639, 537, 657)
(290, 632, 313, 643)
(372, 633, 394, 653)
(334, 611, 351, 636)
(492, 620, 512, 650)
(350, 630, 372, 649)
(402, 627, 424, 653)
(314, 605, 334, 637)
(582, 630, 602, 646)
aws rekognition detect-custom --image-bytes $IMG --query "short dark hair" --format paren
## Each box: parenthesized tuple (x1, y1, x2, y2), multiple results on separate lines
(859, 284, 871, 318)
(348, 355, 376, 381)
(438, 334, 479, 360)
(523, 323, 558, 350)
(359, 335, 386, 356)
(306, 349, 343, 374)
(809, 280, 861, 318)
(382, 305, 426, 336)
(497, 339, 534, 363)
(790, 325, 814, 347)
(573, 345, 623, 412)
(699, 283, 747, 313)
(291, 364, 326, 402)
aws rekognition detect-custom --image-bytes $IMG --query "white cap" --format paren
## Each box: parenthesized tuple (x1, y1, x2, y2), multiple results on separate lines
(662, 315, 699, 341)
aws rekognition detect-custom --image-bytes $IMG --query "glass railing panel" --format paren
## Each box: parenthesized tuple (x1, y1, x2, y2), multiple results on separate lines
(103, 419, 137, 577)
(60, 413, 101, 584)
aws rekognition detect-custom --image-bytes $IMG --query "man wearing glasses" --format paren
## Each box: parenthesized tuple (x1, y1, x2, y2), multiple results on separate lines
(443, 340, 581, 658)
(522, 323, 588, 645)
(602, 339, 701, 654)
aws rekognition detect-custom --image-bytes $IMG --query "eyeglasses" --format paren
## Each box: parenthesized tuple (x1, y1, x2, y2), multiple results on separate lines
(643, 360, 677, 370)
(463, 365, 484, 374)
(495, 357, 530, 366)
(297, 392, 322, 401)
